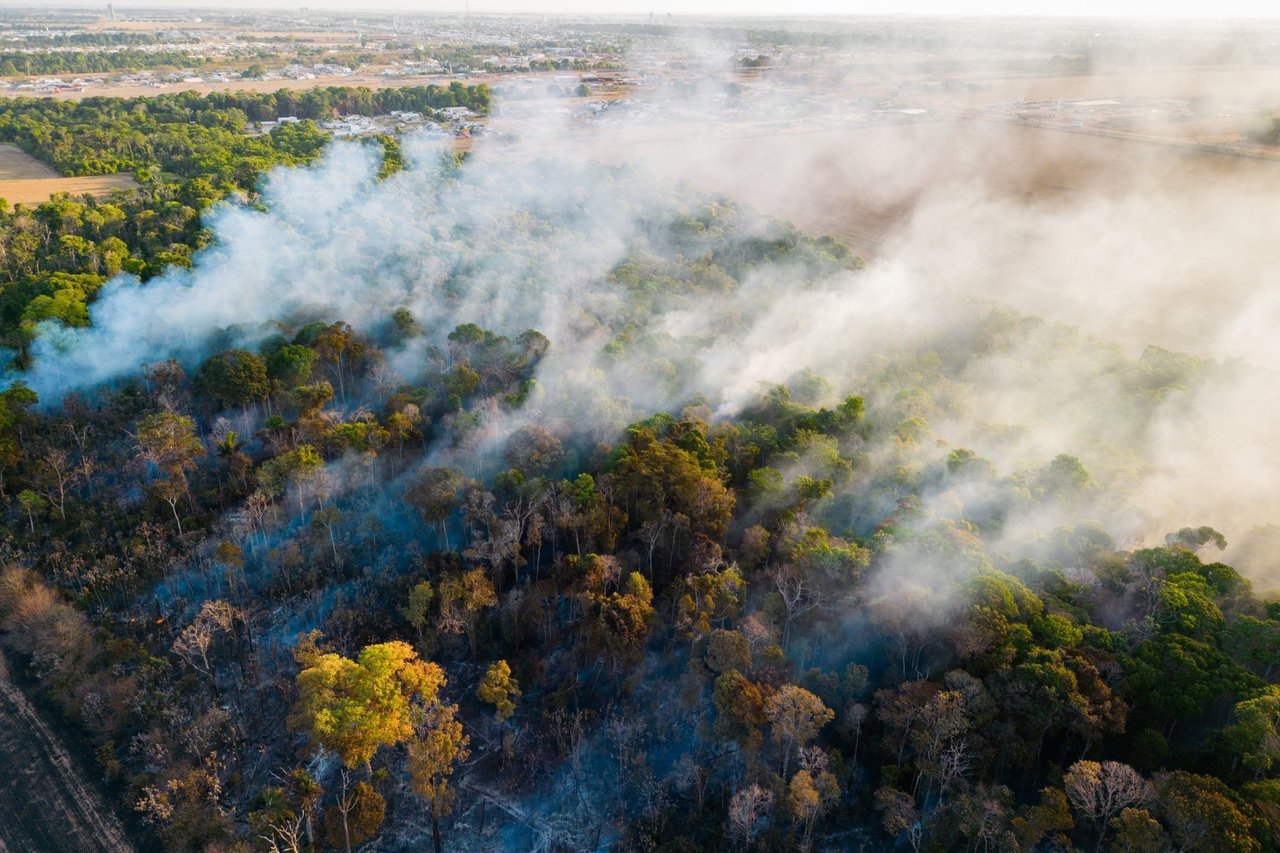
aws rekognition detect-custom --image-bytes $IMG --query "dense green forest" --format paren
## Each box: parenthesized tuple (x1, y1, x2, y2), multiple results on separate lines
(0, 83, 489, 175)
(0, 85, 1276, 853)
(0, 49, 207, 77)
(0, 33, 183, 49)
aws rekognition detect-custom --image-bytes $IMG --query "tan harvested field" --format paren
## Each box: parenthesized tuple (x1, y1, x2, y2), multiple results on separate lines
(0, 144, 58, 180)
(83, 18, 224, 31)
(84, 19, 359, 40)
(0, 144, 136, 204)
(50, 70, 509, 102)
(0, 175, 137, 205)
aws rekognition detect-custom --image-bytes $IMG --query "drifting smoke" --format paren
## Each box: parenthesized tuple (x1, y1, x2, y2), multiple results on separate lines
(17, 22, 1280, 852)
(18, 44, 1280, 592)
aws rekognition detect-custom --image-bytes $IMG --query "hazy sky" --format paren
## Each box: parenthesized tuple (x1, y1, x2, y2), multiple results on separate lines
(31, 0, 1280, 18)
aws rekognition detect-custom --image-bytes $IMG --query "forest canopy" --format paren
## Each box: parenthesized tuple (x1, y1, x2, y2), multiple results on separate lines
(0, 83, 1274, 853)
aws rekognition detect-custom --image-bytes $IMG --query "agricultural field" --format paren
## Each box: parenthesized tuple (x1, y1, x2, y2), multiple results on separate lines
(0, 144, 57, 180)
(48, 70, 495, 102)
(0, 145, 135, 205)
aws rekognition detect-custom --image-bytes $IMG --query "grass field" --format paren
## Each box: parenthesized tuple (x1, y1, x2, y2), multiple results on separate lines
(0, 145, 136, 205)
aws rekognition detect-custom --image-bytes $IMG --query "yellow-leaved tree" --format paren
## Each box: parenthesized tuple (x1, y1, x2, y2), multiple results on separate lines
(288, 637, 445, 775)
(408, 695, 470, 853)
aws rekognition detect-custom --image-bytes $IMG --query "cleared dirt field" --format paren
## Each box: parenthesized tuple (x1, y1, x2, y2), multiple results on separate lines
(83, 18, 224, 32)
(0, 175, 138, 205)
(45, 67, 596, 103)
(0, 145, 137, 204)
(0, 144, 58, 180)
(50, 71, 430, 101)
(50, 69, 497, 102)
(84, 18, 359, 41)
(0, 654, 134, 853)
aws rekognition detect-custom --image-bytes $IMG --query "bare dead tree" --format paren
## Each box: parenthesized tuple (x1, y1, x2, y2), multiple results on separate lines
(367, 363, 402, 403)
(65, 420, 95, 497)
(769, 563, 822, 652)
(728, 784, 773, 850)
(35, 446, 76, 521)
(333, 768, 357, 853)
(936, 739, 972, 806)
(1063, 760, 1153, 851)
(172, 600, 238, 701)
(260, 816, 304, 853)
(635, 509, 673, 582)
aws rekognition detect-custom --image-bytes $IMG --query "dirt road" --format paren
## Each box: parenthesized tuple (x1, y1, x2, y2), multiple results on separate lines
(0, 654, 134, 853)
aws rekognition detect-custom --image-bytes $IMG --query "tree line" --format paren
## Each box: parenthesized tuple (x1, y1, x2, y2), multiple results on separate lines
(0, 49, 206, 77)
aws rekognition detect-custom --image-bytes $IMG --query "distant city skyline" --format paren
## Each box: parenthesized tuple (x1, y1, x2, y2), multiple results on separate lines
(7, 0, 1279, 20)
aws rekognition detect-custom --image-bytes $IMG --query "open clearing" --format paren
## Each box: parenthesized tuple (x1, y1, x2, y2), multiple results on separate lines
(0, 175, 138, 205)
(0, 145, 136, 204)
(0, 144, 58, 180)
(47, 68, 523, 102)
(0, 654, 134, 853)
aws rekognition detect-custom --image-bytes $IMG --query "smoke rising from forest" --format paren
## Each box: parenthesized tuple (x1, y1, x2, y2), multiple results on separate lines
(10, 18, 1280, 853)
(15, 56, 1280, 593)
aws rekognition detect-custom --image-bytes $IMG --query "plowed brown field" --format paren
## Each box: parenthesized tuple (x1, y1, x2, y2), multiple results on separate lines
(0, 145, 136, 205)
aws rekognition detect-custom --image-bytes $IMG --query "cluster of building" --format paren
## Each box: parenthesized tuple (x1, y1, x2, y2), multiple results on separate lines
(380, 59, 445, 77)
(0, 68, 249, 93)
(271, 63, 355, 81)
(253, 106, 481, 141)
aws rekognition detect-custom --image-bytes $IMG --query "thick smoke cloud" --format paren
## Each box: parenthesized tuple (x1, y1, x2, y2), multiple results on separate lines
(17, 70, 1280, 587)
(25, 140, 637, 395)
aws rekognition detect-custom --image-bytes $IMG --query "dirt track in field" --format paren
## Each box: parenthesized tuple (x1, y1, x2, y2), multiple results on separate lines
(0, 654, 135, 853)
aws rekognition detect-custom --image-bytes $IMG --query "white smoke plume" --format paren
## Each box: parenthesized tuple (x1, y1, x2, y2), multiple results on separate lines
(15, 53, 1280, 587)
